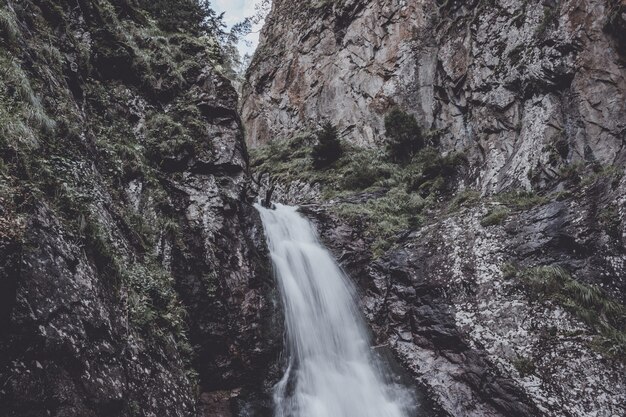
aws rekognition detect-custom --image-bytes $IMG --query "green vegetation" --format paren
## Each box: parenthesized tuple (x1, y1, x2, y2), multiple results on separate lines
(583, 165, 624, 188)
(251, 132, 468, 256)
(501, 262, 518, 280)
(335, 187, 426, 255)
(448, 189, 480, 213)
(558, 162, 585, 183)
(536, 6, 557, 36)
(512, 355, 536, 377)
(340, 149, 394, 190)
(481, 206, 510, 227)
(384, 108, 424, 164)
(0, 51, 55, 154)
(0, 0, 241, 386)
(312, 121, 343, 168)
(599, 205, 622, 240)
(145, 113, 196, 165)
(0, 6, 19, 42)
(509, 265, 626, 361)
(137, 0, 224, 35)
(558, 162, 623, 190)
(497, 190, 547, 210)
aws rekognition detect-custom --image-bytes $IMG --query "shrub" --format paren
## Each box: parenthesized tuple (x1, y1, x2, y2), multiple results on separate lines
(0, 7, 19, 43)
(480, 206, 510, 227)
(312, 121, 342, 169)
(145, 114, 194, 165)
(599, 205, 621, 239)
(497, 190, 547, 210)
(340, 149, 392, 189)
(558, 162, 584, 183)
(449, 190, 480, 212)
(519, 265, 626, 361)
(137, 0, 224, 36)
(405, 148, 467, 194)
(384, 108, 424, 163)
(513, 355, 536, 377)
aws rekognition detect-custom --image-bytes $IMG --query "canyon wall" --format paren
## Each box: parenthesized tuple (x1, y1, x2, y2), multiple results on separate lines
(0, 1, 279, 416)
(244, 1, 626, 416)
(242, 0, 626, 192)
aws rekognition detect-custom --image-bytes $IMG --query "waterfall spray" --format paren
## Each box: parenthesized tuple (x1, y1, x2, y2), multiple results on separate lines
(256, 203, 415, 417)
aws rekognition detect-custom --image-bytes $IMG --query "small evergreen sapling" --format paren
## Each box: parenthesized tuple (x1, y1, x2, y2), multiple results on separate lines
(312, 121, 342, 169)
(384, 108, 424, 163)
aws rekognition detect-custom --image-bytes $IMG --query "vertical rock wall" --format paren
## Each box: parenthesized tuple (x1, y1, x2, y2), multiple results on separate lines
(242, 0, 626, 192)
(0, 1, 280, 416)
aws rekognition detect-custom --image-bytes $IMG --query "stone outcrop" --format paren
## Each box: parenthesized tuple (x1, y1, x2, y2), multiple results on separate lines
(299, 171, 625, 417)
(242, 0, 626, 192)
(0, 1, 279, 416)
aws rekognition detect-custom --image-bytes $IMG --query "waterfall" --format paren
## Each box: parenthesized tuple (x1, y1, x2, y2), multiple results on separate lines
(256, 203, 416, 417)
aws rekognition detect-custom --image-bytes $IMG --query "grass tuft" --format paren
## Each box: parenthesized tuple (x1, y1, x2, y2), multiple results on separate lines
(497, 190, 546, 210)
(0, 7, 19, 42)
(512, 265, 626, 361)
(480, 206, 510, 227)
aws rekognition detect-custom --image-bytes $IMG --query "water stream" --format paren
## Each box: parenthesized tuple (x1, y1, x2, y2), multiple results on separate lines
(256, 203, 421, 417)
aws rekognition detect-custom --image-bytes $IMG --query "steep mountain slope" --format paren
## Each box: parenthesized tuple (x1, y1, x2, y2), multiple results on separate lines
(0, 1, 279, 416)
(242, 0, 625, 192)
(243, 1, 626, 416)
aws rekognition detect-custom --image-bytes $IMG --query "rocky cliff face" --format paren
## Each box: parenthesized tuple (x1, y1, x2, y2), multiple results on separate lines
(242, 0, 626, 192)
(243, 1, 626, 416)
(0, 1, 279, 416)
(301, 178, 626, 417)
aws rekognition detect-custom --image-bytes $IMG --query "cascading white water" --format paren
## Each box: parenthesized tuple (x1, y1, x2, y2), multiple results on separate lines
(256, 203, 415, 417)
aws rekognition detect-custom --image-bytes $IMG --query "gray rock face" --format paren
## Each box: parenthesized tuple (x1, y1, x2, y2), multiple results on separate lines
(301, 172, 626, 417)
(0, 1, 280, 416)
(242, 0, 626, 191)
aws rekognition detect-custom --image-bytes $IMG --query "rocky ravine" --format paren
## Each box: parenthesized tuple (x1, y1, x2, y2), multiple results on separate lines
(296, 176, 626, 417)
(0, 1, 280, 416)
(243, 0, 626, 416)
(242, 0, 626, 192)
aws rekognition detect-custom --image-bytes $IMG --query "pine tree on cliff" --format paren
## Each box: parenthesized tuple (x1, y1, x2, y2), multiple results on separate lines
(138, 0, 225, 36)
(384, 108, 424, 164)
(312, 121, 343, 169)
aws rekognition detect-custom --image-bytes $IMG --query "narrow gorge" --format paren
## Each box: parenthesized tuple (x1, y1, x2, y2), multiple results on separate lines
(0, 1, 624, 417)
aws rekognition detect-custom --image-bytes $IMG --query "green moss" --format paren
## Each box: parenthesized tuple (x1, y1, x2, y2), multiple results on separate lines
(0, 2, 233, 395)
(448, 190, 481, 212)
(339, 150, 394, 190)
(334, 187, 426, 256)
(252, 136, 468, 257)
(599, 205, 621, 239)
(400, 148, 467, 194)
(552, 190, 573, 201)
(0, 51, 55, 152)
(501, 262, 518, 280)
(536, 6, 557, 36)
(480, 206, 510, 227)
(0, 6, 19, 43)
(514, 265, 626, 362)
(512, 355, 536, 377)
(145, 113, 196, 164)
(582, 165, 624, 188)
(497, 190, 547, 210)
(83, 216, 125, 288)
(558, 162, 585, 183)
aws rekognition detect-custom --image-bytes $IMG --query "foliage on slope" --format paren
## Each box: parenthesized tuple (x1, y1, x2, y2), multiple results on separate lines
(0, 1, 272, 415)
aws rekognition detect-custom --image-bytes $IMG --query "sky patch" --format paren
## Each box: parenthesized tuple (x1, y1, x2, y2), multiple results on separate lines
(212, 0, 266, 57)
